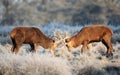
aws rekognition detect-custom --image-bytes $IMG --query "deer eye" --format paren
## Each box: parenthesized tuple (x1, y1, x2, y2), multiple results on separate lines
(53, 40, 55, 43)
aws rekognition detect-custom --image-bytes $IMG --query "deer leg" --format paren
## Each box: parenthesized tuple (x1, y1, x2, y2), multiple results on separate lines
(11, 45, 15, 52)
(86, 44, 92, 56)
(14, 44, 21, 54)
(102, 37, 113, 57)
(13, 35, 23, 54)
(11, 39, 16, 52)
(30, 43, 34, 52)
(81, 41, 88, 54)
(33, 44, 38, 53)
(87, 44, 90, 51)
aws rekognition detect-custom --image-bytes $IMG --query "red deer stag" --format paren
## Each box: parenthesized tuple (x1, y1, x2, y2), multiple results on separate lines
(10, 27, 57, 56)
(65, 25, 113, 57)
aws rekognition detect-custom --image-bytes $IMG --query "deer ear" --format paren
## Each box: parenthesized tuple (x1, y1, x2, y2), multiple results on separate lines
(65, 38, 71, 43)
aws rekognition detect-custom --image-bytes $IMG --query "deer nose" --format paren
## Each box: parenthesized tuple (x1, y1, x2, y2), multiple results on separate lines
(66, 44, 67, 46)
(66, 44, 69, 48)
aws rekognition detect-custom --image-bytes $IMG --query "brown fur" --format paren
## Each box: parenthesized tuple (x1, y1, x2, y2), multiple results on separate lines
(65, 25, 113, 57)
(10, 27, 57, 56)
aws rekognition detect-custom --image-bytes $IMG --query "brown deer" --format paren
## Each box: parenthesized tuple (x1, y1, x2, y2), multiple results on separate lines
(65, 25, 113, 57)
(10, 27, 57, 56)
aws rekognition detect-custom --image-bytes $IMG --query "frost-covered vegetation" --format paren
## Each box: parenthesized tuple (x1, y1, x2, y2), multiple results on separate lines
(0, 22, 120, 75)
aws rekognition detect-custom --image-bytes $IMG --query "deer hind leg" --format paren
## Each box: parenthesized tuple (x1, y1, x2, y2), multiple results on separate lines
(13, 34, 24, 54)
(11, 45, 15, 53)
(11, 38, 16, 52)
(14, 44, 21, 54)
(11, 45, 15, 52)
(102, 36, 113, 57)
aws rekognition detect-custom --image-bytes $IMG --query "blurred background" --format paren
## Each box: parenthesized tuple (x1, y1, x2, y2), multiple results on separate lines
(0, 0, 120, 26)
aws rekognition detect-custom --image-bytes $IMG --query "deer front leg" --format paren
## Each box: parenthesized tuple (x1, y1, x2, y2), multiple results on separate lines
(81, 41, 88, 54)
(34, 43, 38, 53)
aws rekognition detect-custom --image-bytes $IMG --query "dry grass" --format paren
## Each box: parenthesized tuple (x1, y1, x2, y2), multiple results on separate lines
(0, 40, 120, 75)
(0, 44, 72, 75)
